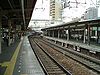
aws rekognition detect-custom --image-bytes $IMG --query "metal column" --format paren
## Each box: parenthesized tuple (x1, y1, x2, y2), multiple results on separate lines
(67, 30, 69, 41)
(0, 10, 2, 54)
(49, 30, 50, 37)
(97, 26, 99, 44)
(53, 30, 54, 37)
(58, 30, 60, 38)
(83, 27, 86, 43)
(87, 25, 90, 45)
(8, 19, 12, 46)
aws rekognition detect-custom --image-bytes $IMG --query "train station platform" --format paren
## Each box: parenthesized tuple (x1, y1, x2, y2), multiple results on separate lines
(0, 38, 20, 75)
(44, 36, 100, 53)
(0, 36, 45, 75)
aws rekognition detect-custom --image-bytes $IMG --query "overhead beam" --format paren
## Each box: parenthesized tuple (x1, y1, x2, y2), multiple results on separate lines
(1, 9, 33, 19)
(11, 17, 30, 20)
(2, 8, 33, 13)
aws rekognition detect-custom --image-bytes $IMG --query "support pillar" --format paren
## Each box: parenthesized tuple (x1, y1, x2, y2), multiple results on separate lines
(77, 46, 80, 51)
(62, 30, 64, 39)
(58, 30, 60, 39)
(47, 30, 49, 36)
(48, 30, 50, 37)
(62, 43, 63, 46)
(67, 30, 69, 41)
(53, 30, 54, 37)
(8, 19, 12, 46)
(87, 25, 90, 45)
(45, 30, 47, 36)
(73, 45, 76, 50)
(65, 43, 68, 48)
(50, 31, 52, 37)
(55, 40, 56, 44)
(61, 30, 62, 38)
(0, 11, 2, 54)
(98, 27, 100, 44)
(97, 27, 99, 44)
(83, 27, 86, 43)
(49, 30, 51, 37)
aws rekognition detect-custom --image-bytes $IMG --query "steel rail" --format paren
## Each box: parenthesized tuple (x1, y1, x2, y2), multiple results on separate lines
(29, 37, 72, 75)
(28, 37, 49, 75)
(39, 38, 100, 74)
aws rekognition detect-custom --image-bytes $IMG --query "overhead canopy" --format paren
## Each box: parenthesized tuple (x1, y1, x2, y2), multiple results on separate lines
(0, 0, 37, 30)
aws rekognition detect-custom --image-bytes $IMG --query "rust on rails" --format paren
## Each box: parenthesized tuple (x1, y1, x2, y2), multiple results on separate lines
(28, 36, 72, 75)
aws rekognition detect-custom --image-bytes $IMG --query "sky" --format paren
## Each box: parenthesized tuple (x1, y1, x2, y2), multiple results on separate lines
(31, 0, 50, 20)
(28, 0, 100, 27)
(62, 0, 100, 22)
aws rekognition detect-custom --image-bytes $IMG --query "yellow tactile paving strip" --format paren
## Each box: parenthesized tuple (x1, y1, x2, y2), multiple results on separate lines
(3, 38, 23, 75)
(0, 62, 9, 67)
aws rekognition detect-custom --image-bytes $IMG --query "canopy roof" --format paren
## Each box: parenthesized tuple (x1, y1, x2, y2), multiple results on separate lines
(0, 0, 37, 29)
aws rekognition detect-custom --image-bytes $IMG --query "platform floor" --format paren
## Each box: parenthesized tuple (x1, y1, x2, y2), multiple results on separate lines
(0, 36, 45, 75)
(0, 38, 20, 75)
(44, 36, 100, 53)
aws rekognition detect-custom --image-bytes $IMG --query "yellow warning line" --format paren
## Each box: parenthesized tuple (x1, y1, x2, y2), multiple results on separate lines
(0, 62, 9, 67)
(4, 38, 23, 75)
(21, 74, 28, 75)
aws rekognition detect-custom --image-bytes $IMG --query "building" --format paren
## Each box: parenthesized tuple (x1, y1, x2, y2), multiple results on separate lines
(84, 7, 98, 20)
(50, 0, 62, 24)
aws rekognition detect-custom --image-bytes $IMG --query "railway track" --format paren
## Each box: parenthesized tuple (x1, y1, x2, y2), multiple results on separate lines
(29, 37, 71, 75)
(37, 37, 100, 74)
